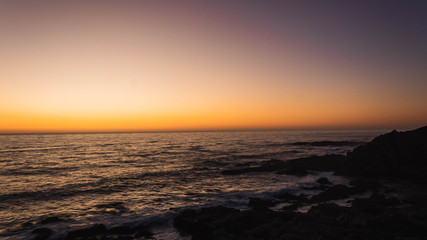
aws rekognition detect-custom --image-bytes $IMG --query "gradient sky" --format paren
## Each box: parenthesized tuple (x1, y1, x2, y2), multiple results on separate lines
(1, 0, 426, 132)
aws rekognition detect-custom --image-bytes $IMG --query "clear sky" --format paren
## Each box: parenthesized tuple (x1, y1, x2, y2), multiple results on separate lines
(1, 0, 426, 132)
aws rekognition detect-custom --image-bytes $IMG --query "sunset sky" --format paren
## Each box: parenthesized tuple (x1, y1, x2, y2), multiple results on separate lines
(1, 1, 426, 132)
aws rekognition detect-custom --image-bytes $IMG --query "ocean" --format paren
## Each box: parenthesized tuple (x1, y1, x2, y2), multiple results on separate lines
(0, 130, 384, 239)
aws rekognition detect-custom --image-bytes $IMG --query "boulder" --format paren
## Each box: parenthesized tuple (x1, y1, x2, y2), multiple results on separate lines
(277, 154, 346, 175)
(310, 184, 367, 202)
(39, 216, 65, 224)
(66, 224, 107, 239)
(352, 193, 400, 215)
(221, 159, 286, 175)
(290, 141, 364, 147)
(273, 192, 308, 203)
(337, 126, 427, 178)
(248, 197, 278, 209)
(316, 177, 332, 185)
(106, 226, 134, 235)
(32, 228, 53, 240)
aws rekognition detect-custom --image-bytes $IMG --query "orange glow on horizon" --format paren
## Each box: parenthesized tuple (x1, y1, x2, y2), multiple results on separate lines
(0, 1, 426, 133)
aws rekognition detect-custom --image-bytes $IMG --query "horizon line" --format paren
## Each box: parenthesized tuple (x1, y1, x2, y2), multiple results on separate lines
(0, 126, 408, 135)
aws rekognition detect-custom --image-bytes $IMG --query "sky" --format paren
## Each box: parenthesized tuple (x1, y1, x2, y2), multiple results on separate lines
(0, 0, 426, 132)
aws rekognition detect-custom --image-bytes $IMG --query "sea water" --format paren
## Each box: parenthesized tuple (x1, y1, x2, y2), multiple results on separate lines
(0, 130, 384, 239)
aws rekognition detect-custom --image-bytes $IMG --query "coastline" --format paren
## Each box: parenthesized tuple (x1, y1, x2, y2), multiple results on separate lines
(172, 126, 427, 240)
(17, 126, 427, 239)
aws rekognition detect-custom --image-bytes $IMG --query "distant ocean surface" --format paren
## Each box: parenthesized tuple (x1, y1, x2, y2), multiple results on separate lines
(0, 130, 385, 239)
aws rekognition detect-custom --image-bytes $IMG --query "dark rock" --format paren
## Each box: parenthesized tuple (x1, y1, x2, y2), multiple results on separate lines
(248, 197, 277, 209)
(259, 159, 287, 169)
(348, 179, 382, 191)
(32, 228, 52, 240)
(173, 209, 198, 234)
(277, 154, 346, 176)
(291, 141, 365, 147)
(221, 159, 286, 175)
(39, 216, 65, 224)
(174, 200, 427, 240)
(132, 223, 149, 232)
(337, 126, 427, 178)
(21, 221, 33, 227)
(235, 161, 256, 167)
(174, 206, 239, 236)
(308, 203, 369, 228)
(352, 193, 400, 215)
(276, 163, 308, 176)
(310, 184, 367, 202)
(280, 203, 301, 211)
(366, 211, 419, 234)
(67, 224, 107, 239)
(174, 206, 285, 240)
(134, 228, 153, 239)
(117, 236, 133, 240)
(224, 209, 281, 235)
(174, 127, 427, 240)
(301, 185, 329, 191)
(106, 226, 134, 235)
(316, 177, 332, 185)
(273, 192, 308, 203)
(222, 155, 346, 176)
(308, 203, 347, 219)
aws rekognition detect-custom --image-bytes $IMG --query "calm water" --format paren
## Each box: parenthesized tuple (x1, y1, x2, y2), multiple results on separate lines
(0, 130, 384, 239)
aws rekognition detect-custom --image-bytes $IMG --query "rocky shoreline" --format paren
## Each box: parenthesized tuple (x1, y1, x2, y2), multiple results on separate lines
(173, 176, 427, 240)
(31, 126, 427, 240)
(173, 126, 427, 240)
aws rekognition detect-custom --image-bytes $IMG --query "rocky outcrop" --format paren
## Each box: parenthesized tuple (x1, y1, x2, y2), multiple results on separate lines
(277, 154, 345, 175)
(174, 126, 427, 240)
(337, 126, 427, 179)
(174, 194, 427, 240)
(290, 141, 365, 147)
(221, 159, 286, 175)
(39, 223, 153, 240)
(222, 155, 345, 176)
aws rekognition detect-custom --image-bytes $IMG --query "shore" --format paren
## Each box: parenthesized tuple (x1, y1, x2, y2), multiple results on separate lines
(30, 126, 427, 240)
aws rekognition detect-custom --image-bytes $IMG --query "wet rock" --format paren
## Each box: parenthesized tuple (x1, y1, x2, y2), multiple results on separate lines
(21, 221, 33, 227)
(352, 193, 400, 215)
(277, 154, 346, 176)
(116, 236, 133, 240)
(348, 179, 382, 191)
(221, 159, 286, 175)
(174, 200, 427, 240)
(174, 206, 239, 236)
(291, 141, 365, 147)
(273, 192, 308, 203)
(235, 161, 256, 167)
(310, 184, 367, 202)
(248, 197, 277, 209)
(134, 228, 153, 239)
(175, 126, 427, 240)
(67, 224, 107, 239)
(280, 203, 301, 212)
(337, 126, 427, 179)
(106, 226, 134, 235)
(39, 216, 65, 224)
(301, 185, 329, 191)
(316, 177, 332, 185)
(275, 163, 308, 176)
(366, 211, 419, 234)
(32, 228, 52, 240)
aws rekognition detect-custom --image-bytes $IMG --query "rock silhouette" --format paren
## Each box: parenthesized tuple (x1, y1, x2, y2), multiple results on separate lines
(175, 126, 427, 240)
(337, 126, 427, 179)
